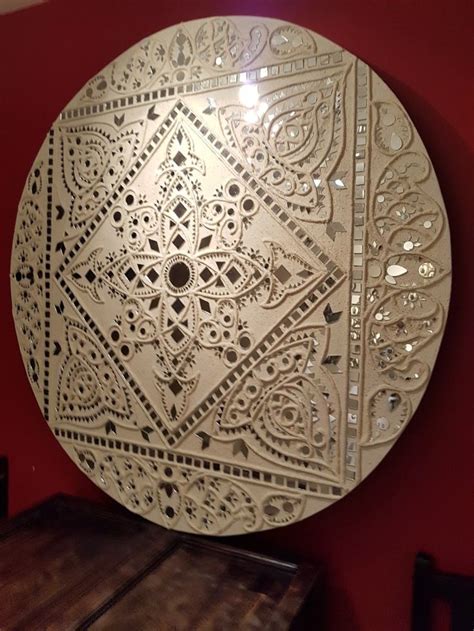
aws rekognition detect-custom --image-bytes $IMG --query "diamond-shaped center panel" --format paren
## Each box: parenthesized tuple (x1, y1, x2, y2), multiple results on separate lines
(60, 105, 338, 441)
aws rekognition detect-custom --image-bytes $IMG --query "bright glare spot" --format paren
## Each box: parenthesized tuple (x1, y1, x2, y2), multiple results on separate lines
(244, 110, 260, 124)
(257, 101, 268, 116)
(239, 83, 259, 108)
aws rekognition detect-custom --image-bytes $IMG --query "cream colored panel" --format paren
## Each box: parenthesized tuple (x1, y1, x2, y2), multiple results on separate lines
(10, 17, 451, 535)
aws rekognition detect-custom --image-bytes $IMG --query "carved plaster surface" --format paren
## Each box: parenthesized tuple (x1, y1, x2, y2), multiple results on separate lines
(10, 17, 451, 535)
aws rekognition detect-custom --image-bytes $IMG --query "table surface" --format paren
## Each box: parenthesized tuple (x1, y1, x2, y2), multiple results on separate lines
(0, 494, 322, 630)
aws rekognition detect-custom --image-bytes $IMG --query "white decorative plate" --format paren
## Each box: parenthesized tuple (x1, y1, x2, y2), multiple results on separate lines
(11, 17, 451, 534)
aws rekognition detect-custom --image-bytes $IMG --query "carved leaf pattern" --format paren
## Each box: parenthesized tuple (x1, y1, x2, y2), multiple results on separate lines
(57, 320, 131, 426)
(10, 18, 451, 536)
(219, 72, 346, 219)
(366, 104, 449, 410)
(67, 120, 320, 428)
(11, 195, 44, 392)
(374, 102, 412, 155)
(269, 25, 316, 58)
(195, 18, 267, 70)
(362, 388, 411, 445)
(183, 476, 260, 534)
(60, 122, 142, 225)
(216, 328, 338, 470)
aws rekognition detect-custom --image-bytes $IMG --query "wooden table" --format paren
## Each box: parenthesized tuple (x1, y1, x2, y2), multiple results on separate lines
(0, 495, 323, 630)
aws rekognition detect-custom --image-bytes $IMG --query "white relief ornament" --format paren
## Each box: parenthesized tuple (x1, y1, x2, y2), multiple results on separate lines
(362, 388, 411, 445)
(195, 18, 268, 70)
(219, 70, 348, 220)
(11, 17, 451, 535)
(374, 102, 412, 155)
(57, 320, 131, 427)
(67, 122, 321, 426)
(269, 25, 316, 59)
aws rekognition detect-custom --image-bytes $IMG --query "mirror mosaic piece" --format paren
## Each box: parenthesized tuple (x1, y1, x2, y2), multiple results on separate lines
(10, 17, 451, 535)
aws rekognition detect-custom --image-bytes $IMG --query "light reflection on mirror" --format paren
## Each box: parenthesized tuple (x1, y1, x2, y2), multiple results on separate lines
(239, 83, 269, 123)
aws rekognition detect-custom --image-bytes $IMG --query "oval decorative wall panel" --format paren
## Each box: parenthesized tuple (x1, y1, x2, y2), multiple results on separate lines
(10, 17, 451, 535)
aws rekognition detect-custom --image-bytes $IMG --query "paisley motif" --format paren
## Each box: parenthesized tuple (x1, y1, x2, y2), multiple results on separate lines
(262, 493, 305, 525)
(368, 291, 444, 374)
(11, 17, 451, 536)
(57, 320, 131, 426)
(60, 121, 142, 225)
(219, 71, 347, 219)
(195, 18, 267, 70)
(169, 28, 194, 69)
(370, 152, 444, 254)
(374, 102, 412, 155)
(183, 476, 260, 534)
(74, 450, 185, 524)
(382, 253, 448, 289)
(11, 186, 44, 395)
(269, 25, 316, 58)
(216, 327, 339, 471)
(110, 38, 166, 93)
(362, 388, 411, 445)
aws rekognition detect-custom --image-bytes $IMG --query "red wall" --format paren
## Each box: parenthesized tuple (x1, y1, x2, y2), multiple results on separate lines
(1, 1, 473, 629)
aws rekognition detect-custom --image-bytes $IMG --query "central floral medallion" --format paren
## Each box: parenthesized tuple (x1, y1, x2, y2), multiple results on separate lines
(63, 108, 324, 430)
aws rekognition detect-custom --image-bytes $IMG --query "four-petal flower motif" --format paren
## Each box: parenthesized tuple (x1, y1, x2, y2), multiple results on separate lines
(69, 124, 320, 426)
